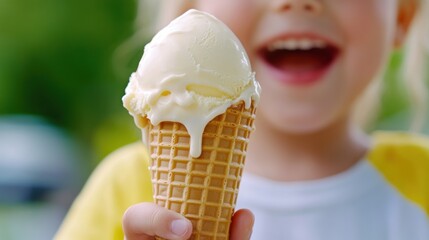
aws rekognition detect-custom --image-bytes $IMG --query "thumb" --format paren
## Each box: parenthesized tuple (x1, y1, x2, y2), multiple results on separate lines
(229, 209, 254, 240)
(122, 202, 192, 240)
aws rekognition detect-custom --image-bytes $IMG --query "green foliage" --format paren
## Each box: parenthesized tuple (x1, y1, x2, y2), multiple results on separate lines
(376, 51, 411, 130)
(377, 50, 429, 133)
(0, 0, 142, 163)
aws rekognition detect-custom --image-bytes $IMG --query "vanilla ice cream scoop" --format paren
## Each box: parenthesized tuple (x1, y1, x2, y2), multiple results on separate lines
(123, 9, 260, 157)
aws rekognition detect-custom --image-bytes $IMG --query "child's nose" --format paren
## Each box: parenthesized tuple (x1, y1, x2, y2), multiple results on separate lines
(271, 0, 322, 14)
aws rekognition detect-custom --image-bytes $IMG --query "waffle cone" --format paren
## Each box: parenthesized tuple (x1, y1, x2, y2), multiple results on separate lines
(147, 101, 256, 240)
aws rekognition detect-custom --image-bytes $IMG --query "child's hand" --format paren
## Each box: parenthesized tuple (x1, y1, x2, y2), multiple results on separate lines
(122, 202, 254, 240)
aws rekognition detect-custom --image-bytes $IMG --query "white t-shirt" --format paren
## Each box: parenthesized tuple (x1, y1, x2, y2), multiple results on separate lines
(236, 160, 429, 240)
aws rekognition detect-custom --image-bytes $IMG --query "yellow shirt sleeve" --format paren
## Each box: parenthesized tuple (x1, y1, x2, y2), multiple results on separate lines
(55, 142, 153, 240)
(368, 131, 429, 216)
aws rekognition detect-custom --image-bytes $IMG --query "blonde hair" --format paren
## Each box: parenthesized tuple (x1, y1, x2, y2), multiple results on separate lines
(124, 0, 429, 131)
(402, 0, 429, 131)
(112, 0, 191, 77)
(112, 0, 160, 77)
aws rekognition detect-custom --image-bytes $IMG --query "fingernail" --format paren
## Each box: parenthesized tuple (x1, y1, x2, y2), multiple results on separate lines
(170, 219, 190, 237)
(248, 230, 253, 240)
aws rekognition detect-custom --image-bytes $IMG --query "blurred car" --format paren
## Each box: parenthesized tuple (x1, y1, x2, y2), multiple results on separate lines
(0, 115, 85, 239)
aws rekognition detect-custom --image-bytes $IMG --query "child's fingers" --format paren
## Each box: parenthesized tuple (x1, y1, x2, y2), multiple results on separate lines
(122, 202, 192, 240)
(230, 209, 255, 240)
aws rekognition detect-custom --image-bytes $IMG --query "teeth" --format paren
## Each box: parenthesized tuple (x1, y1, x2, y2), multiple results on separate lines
(267, 39, 328, 51)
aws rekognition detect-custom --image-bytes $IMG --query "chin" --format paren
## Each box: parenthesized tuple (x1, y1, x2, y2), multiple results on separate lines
(278, 119, 332, 136)
(259, 107, 340, 136)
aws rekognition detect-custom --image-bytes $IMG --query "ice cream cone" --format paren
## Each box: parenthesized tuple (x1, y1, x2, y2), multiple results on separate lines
(123, 9, 260, 239)
(148, 101, 256, 240)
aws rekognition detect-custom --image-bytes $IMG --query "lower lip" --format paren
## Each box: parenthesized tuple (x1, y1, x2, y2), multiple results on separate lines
(261, 58, 335, 86)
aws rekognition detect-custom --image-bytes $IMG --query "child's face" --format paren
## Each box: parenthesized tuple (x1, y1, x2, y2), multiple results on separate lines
(192, 0, 403, 133)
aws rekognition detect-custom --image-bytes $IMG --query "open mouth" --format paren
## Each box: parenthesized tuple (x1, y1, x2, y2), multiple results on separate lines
(260, 38, 339, 85)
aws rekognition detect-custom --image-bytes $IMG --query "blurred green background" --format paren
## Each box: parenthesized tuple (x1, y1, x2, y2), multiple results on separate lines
(0, 0, 144, 163)
(0, 0, 428, 239)
(0, 0, 144, 239)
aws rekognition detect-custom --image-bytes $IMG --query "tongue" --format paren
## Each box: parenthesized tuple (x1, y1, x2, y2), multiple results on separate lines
(267, 49, 333, 73)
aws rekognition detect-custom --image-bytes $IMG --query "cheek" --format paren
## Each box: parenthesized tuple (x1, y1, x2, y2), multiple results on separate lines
(336, 1, 396, 53)
(335, 2, 397, 92)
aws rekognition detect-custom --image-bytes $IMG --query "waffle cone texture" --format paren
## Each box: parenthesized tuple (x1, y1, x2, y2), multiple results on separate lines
(148, 101, 256, 240)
